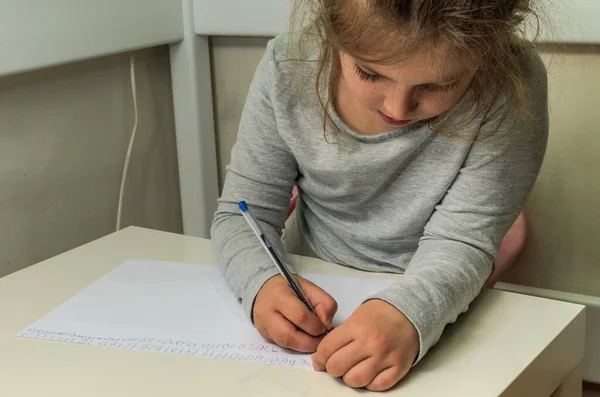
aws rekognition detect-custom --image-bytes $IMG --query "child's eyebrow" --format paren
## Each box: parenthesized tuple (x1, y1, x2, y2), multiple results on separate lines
(359, 62, 466, 85)
(419, 72, 466, 86)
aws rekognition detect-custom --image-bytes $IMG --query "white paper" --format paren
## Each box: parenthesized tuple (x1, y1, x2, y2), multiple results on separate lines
(17, 259, 394, 369)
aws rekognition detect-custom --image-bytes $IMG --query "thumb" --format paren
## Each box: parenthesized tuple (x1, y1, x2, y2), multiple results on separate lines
(314, 300, 337, 330)
(298, 278, 338, 329)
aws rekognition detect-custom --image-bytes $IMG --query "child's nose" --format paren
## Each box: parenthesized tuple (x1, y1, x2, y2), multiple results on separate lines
(385, 92, 418, 120)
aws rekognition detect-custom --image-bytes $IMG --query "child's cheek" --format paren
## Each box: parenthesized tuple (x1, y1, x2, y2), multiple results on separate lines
(356, 84, 384, 108)
(420, 93, 462, 119)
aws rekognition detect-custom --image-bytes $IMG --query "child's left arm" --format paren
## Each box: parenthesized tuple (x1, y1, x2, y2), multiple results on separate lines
(314, 51, 549, 390)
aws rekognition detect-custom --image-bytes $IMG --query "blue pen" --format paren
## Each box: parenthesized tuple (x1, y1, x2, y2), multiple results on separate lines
(238, 200, 328, 335)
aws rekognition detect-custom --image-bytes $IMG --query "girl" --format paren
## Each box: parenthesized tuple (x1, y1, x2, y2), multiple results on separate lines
(212, 0, 548, 391)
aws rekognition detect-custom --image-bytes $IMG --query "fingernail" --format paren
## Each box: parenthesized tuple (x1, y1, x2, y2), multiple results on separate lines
(311, 354, 324, 371)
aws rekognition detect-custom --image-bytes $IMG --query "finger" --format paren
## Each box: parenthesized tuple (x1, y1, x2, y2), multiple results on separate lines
(324, 341, 371, 378)
(256, 325, 273, 344)
(314, 326, 354, 370)
(278, 292, 327, 337)
(311, 353, 324, 371)
(267, 312, 321, 353)
(366, 365, 406, 392)
(342, 357, 387, 389)
(314, 299, 337, 330)
(297, 278, 338, 329)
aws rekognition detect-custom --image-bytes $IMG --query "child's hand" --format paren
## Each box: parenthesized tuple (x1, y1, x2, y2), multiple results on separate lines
(253, 275, 338, 353)
(312, 299, 419, 391)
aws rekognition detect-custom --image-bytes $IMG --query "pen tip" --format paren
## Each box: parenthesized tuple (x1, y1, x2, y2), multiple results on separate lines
(238, 201, 248, 212)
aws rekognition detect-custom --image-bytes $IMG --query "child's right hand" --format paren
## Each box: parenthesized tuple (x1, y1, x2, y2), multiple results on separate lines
(253, 275, 337, 353)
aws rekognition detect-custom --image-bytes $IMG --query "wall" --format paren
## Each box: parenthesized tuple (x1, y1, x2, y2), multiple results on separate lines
(0, 46, 183, 278)
(210, 37, 271, 190)
(210, 37, 600, 298)
(502, 44, 600, 297)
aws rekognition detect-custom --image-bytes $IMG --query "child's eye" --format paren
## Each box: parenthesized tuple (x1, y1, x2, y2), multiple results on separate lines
(354, 64, 379, 82)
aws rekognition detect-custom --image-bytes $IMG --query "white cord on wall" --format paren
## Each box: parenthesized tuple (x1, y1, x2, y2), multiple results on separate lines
(116, 54, 139, 232)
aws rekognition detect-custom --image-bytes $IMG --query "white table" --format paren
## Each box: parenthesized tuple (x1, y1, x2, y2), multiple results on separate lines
(0, 227, 585, 396)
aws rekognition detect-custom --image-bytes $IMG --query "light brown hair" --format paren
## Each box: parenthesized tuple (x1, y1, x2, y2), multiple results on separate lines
(289, 0, 544, 138)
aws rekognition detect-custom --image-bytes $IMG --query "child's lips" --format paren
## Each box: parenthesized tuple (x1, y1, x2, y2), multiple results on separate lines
(377, 111, 414, 127)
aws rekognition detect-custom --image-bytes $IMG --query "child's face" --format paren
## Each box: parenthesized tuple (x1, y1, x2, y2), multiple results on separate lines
(338, 50, 478, 134)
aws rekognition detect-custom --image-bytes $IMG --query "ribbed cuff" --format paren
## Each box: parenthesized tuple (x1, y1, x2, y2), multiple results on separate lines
(367, 282, 438, 365)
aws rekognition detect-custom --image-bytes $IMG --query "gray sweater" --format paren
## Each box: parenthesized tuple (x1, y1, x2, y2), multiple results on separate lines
(211, 35, 548, 363)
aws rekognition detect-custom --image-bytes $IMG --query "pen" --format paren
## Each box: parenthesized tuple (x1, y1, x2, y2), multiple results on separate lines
(238, 200, 328, 335)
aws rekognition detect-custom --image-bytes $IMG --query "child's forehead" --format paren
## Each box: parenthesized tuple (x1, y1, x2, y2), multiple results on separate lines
(350, 39, 476, 69)
(336, 2, 438, 59)
(334, 0, 481, 68)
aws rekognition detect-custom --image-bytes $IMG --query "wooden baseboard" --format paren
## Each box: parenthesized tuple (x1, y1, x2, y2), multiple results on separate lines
(584, 381, 600, 391)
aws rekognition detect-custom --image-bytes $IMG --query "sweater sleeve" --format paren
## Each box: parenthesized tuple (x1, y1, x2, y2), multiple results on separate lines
(369, 51, 549, 364)
(210, 38, 298, 319)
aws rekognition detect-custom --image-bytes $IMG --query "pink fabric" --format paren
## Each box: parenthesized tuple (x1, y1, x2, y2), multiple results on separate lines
(288, 186, 299, 218)
(485, 210, 527, 287)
